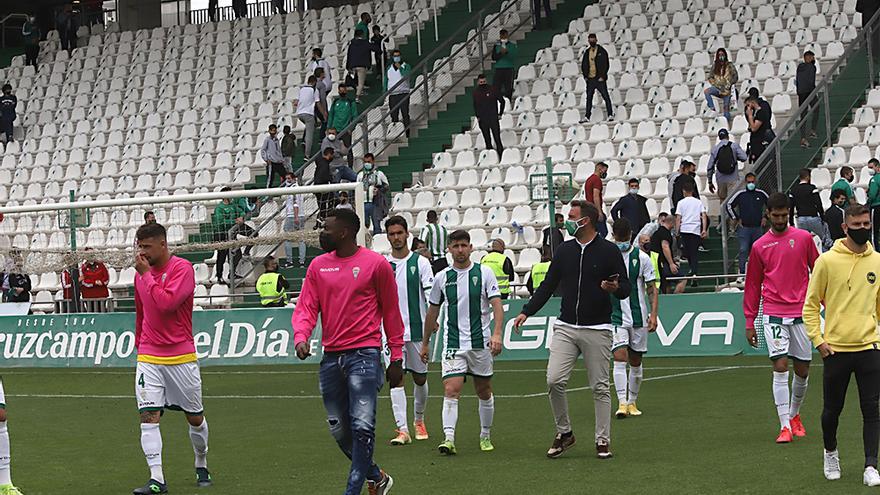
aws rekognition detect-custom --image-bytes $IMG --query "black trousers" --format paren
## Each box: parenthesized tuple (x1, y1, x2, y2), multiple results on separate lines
(431, 257, 448, 275)
(478, 118, 503, 154)
(388, 93, 411, 136)
(798, 93, 820, 138)
(873, 205, 880, 250)
(232, 0, 248, 18)
(533, 0, 551, 23)
(208, 0, 218, 21)
(316, 192, 333, 221)
(24, 44, 39, 68)
(494, 68, 514, 101)
(0, 119, 13, 143)
(822, 350, 880, 467)
(681, 233, 700, 276)
(339, 130, 354, 167)
(272, 0, 287, 14)
(585, 78, 613, 119)
(59, 30, 73, 53)
(265, 162, 287, 187)
(213, 232, 229, 279)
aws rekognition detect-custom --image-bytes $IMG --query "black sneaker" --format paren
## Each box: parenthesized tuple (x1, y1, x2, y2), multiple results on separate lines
(596, 440, 613, 459)
(546, 431, 576, 458)
(132, 479, 168, 494)
(698, 245, 710, 252)
(196, 467, 212, 487)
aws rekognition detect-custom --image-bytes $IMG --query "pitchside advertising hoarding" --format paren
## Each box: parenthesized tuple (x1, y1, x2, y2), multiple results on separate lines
(0, 293, 766, 368)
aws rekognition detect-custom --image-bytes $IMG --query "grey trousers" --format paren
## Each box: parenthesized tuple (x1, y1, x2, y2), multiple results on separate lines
(797, 215, 832, 251)
(298, 114, 316, 158)
(546, 324, 612, 444)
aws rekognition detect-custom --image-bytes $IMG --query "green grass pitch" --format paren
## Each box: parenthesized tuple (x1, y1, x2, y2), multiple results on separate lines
(3, 356, 878, 494)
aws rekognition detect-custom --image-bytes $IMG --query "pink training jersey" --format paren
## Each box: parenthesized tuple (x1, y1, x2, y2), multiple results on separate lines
(135, 255, 197, 363)
(293, 247, 405, 361)
(743, 227, 819, 328)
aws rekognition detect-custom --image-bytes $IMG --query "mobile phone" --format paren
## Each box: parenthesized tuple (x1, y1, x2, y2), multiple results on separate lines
(606, 274, 620, 282)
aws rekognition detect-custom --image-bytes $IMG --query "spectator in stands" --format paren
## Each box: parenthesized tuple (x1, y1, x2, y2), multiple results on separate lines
(826, 189, 848, 242)
(423, 210, 448, 273)
(492, 30, 517, 100)
(272, 0, 287, 15)
(707, 128, 747, 203)
(857, 0, 880, 60)
(261, 124, 287, 187)
(22, 16, 40, 69)
(0, 85, 16, 146)
(212, 194, 239, 284)
(580, 33, 613, 123)
(412, 238, 431, 260)
(2, 251, 30, 303)
(610, 178, 650, 241)
(232, 0, 248, 19)
(208, 0, 218, 22)
(789, 168, 833, 251)
(336, 191, 354, 210)
(282, 173, 307, 268)
(346, 29, 372, 104)
(482, 239, 515, 299)
(639, 232, 661, 290)
(386, 49, 412, 137)
(357, 153, 389, 234)
(314, 67, 330, 134)
(669, 160, 699, 214)
(355, 12, 372, 36)
(281, 125, 296, 173)
(533, 0, 552, 28)
(293, 75, 324, 160)
(143, 211, 156, 224)
(830, 165, 856, 208)
(796, 50, 819, 148)
(867, 158, 880, 245)
(323, 127, 356, 183)
(725, 173, 769, 273)
(675, 181, 707, 284)
(56, 4, 76, 54)
(703, 48, 737, 122)
(473, 74, 505, 155)
(309, 48, 334, 91)
(584, 161, 609, 238)
(314, 147, 334, 227)
(542, 213, 564, 256)
(256, 256, 289, 308)
(527, 246, 554, 296)
(370, 25, 389, 80)
(80, 256, 110, 301)
(327, 83, 357, 167)
(744, 88, 775, 163)
(651, 212, 680, 294)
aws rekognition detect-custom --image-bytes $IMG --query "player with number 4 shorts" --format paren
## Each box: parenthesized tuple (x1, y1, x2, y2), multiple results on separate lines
(421, 230, 505, 456)
(743, 193, 819, 444)
(0, 380, 23, 495)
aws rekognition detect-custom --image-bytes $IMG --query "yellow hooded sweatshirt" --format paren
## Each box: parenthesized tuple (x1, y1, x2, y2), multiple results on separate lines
(803, 238, 880, 352)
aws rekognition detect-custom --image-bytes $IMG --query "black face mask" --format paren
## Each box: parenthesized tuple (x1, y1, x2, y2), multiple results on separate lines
(319, 232, 339, 253)
(689, 171, 697, 177)
(600, 172, 607, 179)
(848, 228, 871, 246)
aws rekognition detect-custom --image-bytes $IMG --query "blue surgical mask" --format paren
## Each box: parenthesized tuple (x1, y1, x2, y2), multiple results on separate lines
(746, 183, 756, 191)
(364, 163, 374, 171)
(616, 241, 631, 252)
(628, 188, 639, 195)
(393, 56, 402, 63)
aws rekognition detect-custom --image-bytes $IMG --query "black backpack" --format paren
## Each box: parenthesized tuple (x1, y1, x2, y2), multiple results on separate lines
(715, 142, 736, 175)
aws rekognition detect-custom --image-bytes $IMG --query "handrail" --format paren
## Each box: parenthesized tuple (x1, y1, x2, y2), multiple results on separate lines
(0, 13, 30, 49)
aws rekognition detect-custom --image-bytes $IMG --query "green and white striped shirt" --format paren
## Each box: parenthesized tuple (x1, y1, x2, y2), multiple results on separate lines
(423, 223, 448, 258)
(429, 262, 501, 352)
(386, 252, 434, 342)
(611, 247, 656, 329)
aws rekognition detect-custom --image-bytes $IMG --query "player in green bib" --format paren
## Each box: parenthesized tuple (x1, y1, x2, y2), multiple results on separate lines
(421, 230, 504, 455)
(383, 216, 435, 446)
(610, 219, 659, 418)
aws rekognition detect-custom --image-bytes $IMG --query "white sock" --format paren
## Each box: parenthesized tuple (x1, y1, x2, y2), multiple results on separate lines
(413, 382, 429, 422)
(442, 397, 458, 442)
(612, 361, 628, 404)
(773, 371, 791, 430)
(790, 374, 809, 418)
(0, 421, 11, 486)
(628, 365, 643, 404)
(390, 387, 409, 433)
(141, 423, 165, 484)
(478, 395, 494, 439)
(189, 418, 209, 469)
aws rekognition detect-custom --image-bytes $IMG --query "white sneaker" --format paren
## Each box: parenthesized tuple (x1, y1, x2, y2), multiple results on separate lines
(865, 466, 880, 486)
(824, 450, 841, 481)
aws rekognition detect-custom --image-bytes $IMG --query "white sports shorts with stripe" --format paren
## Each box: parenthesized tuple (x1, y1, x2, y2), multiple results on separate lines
(135, 361, 205, 415)
(382, 341, 429, 375)
(612, 325, 648, 353)
(441, 349, 493, 380)
(762, 315, 812, 362)
(0, 379, 5, 409)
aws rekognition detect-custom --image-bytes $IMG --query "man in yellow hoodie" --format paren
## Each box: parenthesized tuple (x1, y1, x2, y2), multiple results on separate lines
(803, 203, 880, 486)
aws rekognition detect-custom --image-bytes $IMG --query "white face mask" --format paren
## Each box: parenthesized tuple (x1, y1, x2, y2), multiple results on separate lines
(327, 134, 336, 141)
(871, 168, 877, 176)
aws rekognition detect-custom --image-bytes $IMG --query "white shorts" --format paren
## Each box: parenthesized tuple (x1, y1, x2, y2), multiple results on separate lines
(135, 361, 205, 415)
(762, 315, 812, 362)
(0, 379, 5, 408)
(382, 341, 429, 375)
(441, 349, 494, 380)
(612, 326, 648, 354)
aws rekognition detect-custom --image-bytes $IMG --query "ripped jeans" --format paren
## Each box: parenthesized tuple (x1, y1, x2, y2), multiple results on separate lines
(319, 347, 385, 494)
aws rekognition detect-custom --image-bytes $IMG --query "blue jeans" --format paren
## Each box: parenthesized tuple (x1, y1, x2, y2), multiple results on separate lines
(363, 203, 382, 235)
(737, 225, 764, 273)
(283, 216, 306, 264)
(319, 348, 385, 495)
(332, 166, 358, 183)
(704, 86, 731, 121)
(797, 215, 832, 251)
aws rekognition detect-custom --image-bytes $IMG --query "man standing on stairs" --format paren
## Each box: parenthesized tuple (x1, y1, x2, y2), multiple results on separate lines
(725, 173, 769, 274)
(386, 50, 412, 138)
(0, 85, 16, 147)
(580, 33, 614, 123)
(492, 30, 518, 101)
(584, 162, 609, 239)
(867, 159, 880, 246)
(308, 48, 334, 93)
(356, 154, 389, 235)
(346, 29, 373, 104)
(610, 178, 650, 242)
(473, 74, 506, 155)
(423, 210, 449, 274)
(261, 124, 287, 188)
(533, 0, 552, 29)
(293, 76, 323, 160)
(796, 50, 819, 148)
(830, 166, 856, 208)
(328, 84, 358, 168)
(744, 88, 775, 163)
(707, 128, 748, 204)
(481, 239, 515, 300)
(790, 168, 834, 251)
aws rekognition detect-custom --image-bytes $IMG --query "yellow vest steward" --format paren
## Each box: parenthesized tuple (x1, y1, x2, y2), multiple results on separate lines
(257, 272, 287, 306)
(649, 251, 660, 289)
(482, 252, 511, 295)
(530, 261, 551, 291)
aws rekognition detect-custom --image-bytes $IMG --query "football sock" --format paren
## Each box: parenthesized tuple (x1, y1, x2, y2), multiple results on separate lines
(413, 382, 429, 422)
(141, 423, 165, 484)
(390, 387, 409, 433)
(189, 418, 209, 469)
(478, 395, 494, 439)
(442, 397, 458, 442)
(628, 365, 643, 404)
(773, 371, 791, 430)
(612, 361, 628, 403)
(790, 374, 809, 418)
(0, 421, 11, 485)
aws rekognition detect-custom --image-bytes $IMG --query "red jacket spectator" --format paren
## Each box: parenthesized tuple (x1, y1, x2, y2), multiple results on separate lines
(80, 262, 110, 299)
(62, 270, 73, 300)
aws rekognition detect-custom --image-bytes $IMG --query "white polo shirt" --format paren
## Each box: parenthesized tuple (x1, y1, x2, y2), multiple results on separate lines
(295, 85, 319, 116)
(676, 196, 706, 235)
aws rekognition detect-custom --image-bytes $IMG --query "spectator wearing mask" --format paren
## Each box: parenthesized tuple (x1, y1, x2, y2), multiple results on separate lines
(280, 125, 296, 173)
(293, 76, 324, 159)
(703, 48, 738, 122)
(256, 256, 289, 307)
(0, 85, 16, 146)
(336, 191, 354, 210)
(370, 25, 388, 80)
(610, 178, 650, 241)
(744, 88, 775, 163)
(867, 159, 880, 245)
(725, 173, 769, 273)
(527, 246, 557, 296)
(542, 213, 565, 256)
(826, 189, 848, 242)
(584, 161, 609, 238)
(707, 128, 748, 202)
(385, 49, 412, 137)
(22, 16, 41, 69)
(322, 127, 356, 183)
(481, 238, 515, 299)
(473, 74, 506, 155)
(789, 168, 833, 251)
(308, 48, 334, 91)
(651, 212, 680, 294)
(830, 165, 856, 208)
(580, 33, 613, 122)
(261, 124, 287, 187)
(356, 154, 389, 234)
(796, 51, 819, 148)
(492, 30, 518, 100)
(346, 29, 373, 103)
(314, 147, 334, 225)
(355, 12, 371, 37)
(282, 173, 307, 268)
(675, 181, 708, 281)
(327, 84, 358, 167)
(669, 160, 699, 214)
